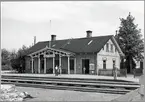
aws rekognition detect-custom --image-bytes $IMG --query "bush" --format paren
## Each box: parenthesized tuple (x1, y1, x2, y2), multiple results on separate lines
(2, 65, 12, 70)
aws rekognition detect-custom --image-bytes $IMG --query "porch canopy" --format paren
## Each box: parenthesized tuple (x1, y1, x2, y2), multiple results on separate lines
(28, 46, 75, 74)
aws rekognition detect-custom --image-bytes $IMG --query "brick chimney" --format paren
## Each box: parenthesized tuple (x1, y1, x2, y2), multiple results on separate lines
(51, 35, 56, 41)
(86, 30, 92, 38)
(34, 36, 36, 45)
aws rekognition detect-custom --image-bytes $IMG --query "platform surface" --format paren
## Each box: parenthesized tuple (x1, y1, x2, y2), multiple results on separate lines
(2, 73, 140, 83)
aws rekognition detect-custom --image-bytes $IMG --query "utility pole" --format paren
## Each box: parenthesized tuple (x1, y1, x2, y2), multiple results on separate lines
(0, 48, 1, 89)
(49, 20, 51, 48)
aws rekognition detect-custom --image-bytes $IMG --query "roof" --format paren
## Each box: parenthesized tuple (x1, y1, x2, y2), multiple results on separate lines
(26, 35, 115, 55)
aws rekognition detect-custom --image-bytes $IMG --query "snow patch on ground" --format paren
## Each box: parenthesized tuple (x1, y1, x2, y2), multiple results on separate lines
(0, 84, 32, 101)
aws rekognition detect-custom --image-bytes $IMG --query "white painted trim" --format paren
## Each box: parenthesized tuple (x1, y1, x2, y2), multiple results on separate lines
(28, 46, 75, 57)
(111, 36, 125, 57)
(112, 58, 116, 61)
(98, 53, 119, 57)
(31, 58, 34, 73)
(38, 56, 40, 74)
(102, 57, 107, 61)
(74, 58, 77, 74)
(53, 52, 55, 74)
(59, 55, 62, 74)
(44, 56, 46, 74)
(68, 56, 70, 74)
(96, 53, 99, 75)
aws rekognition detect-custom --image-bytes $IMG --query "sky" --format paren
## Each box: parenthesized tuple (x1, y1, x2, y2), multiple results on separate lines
(1, 1, 144, 51)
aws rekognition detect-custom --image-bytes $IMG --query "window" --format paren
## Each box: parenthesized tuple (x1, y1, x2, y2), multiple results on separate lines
(103, 60, 106, 69)
(41, 58, 44, 70)
(113, 60, 115, 68)
(102, 46, 104, 50)
(70, 59, 74, 70)
(111, 44, 113, 52)
(106, 43, 109, 52)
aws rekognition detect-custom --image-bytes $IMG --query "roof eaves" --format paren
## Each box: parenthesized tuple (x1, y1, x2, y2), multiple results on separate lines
(95, 35, 113, 53)
(111, 36, 125, 57)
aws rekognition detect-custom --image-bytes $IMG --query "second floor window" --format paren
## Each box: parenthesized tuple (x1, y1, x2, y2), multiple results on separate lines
(106, 43, 109, 52)
(111, 44, 113, 52)
(113, 60, 115, 68)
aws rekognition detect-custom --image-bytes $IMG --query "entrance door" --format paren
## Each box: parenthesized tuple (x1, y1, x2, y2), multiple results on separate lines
(70, 59, 74, 74)
(82, 59, 90, 74)
(40, 57, 44, 73)
(55, 59, 59, 67)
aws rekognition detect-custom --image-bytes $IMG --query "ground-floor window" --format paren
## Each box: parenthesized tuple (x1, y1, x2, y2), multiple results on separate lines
(103, 60, 106, 69)
(113, 60, 116, 68)
(70, 59, 74, 70)
(40, 58, 44, 73)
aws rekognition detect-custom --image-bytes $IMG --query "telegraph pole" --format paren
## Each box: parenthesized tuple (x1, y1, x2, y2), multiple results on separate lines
(49, 20, 51, 48)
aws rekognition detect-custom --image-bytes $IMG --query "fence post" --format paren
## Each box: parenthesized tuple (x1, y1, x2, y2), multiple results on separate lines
(113, 66, 117, 80)
(125, 69, 127, 77)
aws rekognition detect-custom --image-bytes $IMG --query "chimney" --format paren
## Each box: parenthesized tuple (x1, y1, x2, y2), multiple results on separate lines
(86, 30, 92, 38)
(51, 35, 56, 41)
(34, 36, 36, 45)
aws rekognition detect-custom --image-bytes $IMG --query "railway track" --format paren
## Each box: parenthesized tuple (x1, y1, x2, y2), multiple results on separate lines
(1, 75, 140, 94)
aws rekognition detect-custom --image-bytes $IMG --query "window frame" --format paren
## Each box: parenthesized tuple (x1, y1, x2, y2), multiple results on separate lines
(111, 44, 113, 53)
(103, 60, 106, 69)
(113, 60, 116, 69)
(106, 43, 109, 52)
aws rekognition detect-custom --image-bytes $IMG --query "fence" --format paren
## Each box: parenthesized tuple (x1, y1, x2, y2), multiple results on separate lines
(98, 69, 127, 77)
(133, 68, 143, 78)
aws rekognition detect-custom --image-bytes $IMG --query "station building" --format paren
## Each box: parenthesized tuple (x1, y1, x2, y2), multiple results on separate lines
(25, 30, 124, 75)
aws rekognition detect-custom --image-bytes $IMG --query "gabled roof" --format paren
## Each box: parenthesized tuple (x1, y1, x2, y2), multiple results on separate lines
(26, 35, 120, 55)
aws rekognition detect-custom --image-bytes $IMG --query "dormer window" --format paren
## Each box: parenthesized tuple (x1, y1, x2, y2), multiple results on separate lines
(103, 60, 106, 69)
(88, 40, 93, 45)
(52, 44, 56, 47)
